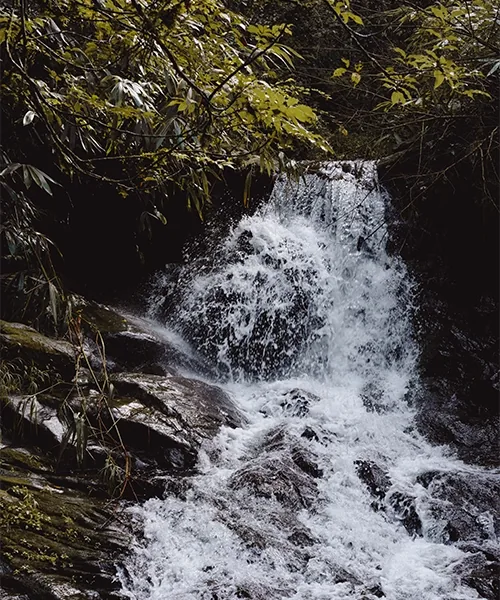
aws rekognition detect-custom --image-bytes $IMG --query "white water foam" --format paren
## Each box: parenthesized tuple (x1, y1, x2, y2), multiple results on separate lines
(120, 163, 494, 600)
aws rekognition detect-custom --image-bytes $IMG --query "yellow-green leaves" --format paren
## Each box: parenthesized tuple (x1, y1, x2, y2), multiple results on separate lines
(378, 2, 494, 113)
(351, 72, 361, 86)
(329, 1, 363, 25)
(1, 0, 329, 215)
(390, 91, 406, 105)
(332, 59, 362, 87)
(433, 70, 445, 89)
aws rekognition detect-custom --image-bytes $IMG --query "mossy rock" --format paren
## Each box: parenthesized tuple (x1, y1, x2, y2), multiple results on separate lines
(0, 321, 76, 382)
(0, 448, 49, 472)
(71, 297, 128, 335)
(0, 447, 130, 599)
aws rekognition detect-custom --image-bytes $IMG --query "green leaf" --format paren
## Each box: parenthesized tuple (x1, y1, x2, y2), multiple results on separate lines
(430, 5, 447, 19)
(333, 67, 347, 77)
(391, 91, 406, 105)
(433, 70, 445, 89)
(349, 13, 363, 25)
(243, 169, 252, 208)
(0, 163, 22, 178)
(22, 165, 32, 189)
(351, 72, 361, 86)
(48, 281, 58, 326)
(154, 209, 167, 225)
(25, 166, 60, 195)
(487, 61, 500, 77)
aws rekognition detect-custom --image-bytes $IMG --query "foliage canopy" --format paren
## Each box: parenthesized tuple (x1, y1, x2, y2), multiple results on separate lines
(0, 0, 498, 331)
(1, 0, 331, 216)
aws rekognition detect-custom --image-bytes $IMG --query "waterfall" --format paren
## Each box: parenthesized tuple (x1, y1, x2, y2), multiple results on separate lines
(120, 163, 493, 600)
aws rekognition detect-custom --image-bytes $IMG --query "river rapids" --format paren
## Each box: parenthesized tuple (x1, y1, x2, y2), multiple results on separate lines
(119, 163, 498, 600)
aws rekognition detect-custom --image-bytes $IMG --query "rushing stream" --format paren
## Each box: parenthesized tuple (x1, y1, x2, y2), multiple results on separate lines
(119, 163, 497, 600)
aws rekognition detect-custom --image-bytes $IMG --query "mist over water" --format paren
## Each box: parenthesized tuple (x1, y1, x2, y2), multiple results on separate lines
(120, 163, 493, 600)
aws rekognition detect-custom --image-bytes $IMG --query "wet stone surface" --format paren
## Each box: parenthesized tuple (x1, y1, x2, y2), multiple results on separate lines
(0, 446, 130, 600)
(417, 470, 500, 544)
(0, 310, 247, 599)
(229, 455, 319, 510)
(355, 460, 423, 537)
(413, 298, 499, 467)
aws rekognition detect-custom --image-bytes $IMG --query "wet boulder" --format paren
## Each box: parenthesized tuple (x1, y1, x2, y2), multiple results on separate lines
(291, 447, 324, 479)
(99, 373, 244, 471)
(73, 298, 209, 375)
(0, 320, 76, 381)
(416, 377, 499, 467)
(413, 297, 499, 468)
(417, 470, 500, 543)
(229, 456, 319, 510)
(110, 372, 244, 434)
(0, 396, 68, 457)
(0, 446, 130, 600)
(260, 388, 320, 418)
(355, 460, 422, 536)
(2, 371, 244, 494)
(256, 426, 324, 479)
(355, 460, 391, 501)
(386, 491, 422, 537)
(458, 543, 500, 600)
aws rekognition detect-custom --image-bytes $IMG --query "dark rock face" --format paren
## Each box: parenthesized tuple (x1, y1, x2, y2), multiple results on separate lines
(110, 372, 244, 434)
(0, 320, 76, 381)
(355, 460, 392, 501)
(388, 491, 422, 537)
(459, 544, 500, 600)
(75, 298, 210, 376)
(417, 471, 500, 544)
(257, 425, 324, 479)
(260, 388, 320, 418)
(381, 164, 499, 468)
(229, 456, 319, 510)
(0, 446, 130, 600)
(415, 374, 499, 466)
(416, 470, 500, 599)
(0, 307, 247, 599)
(105, 372, 245, 471)
(355, 460, 422, 537)
(413, 301, 498, 467)
(1, 372, 244, 491)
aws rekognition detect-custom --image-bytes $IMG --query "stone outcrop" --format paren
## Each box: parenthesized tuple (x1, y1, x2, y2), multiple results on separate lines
(73, 297, 210, 376)
(0, 308, 244, 599)
(0, 446, 130, 600)
(355, 460, 422, 536)
(417, 470, 500, 600)
(0, 320, 76, 381)
(229, 455, 319, 510)
(383, 165, 499, 469)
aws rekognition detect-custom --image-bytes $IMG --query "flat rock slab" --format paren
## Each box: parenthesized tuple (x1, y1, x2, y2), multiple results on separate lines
(0, 447, 129, 600)
(110, 372, 244, 432)
(0, 321, 75, 380)
(74, 299, 210, 375)
(107, 373, 245, 469)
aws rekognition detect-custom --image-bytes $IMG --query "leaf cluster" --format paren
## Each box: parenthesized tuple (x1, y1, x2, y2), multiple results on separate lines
(1, 0, 330, 217)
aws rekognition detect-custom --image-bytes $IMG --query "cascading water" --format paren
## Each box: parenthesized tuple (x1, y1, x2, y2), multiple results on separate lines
(120, 163, 497, 600)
